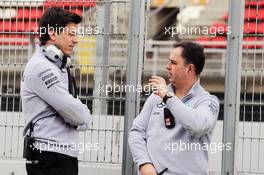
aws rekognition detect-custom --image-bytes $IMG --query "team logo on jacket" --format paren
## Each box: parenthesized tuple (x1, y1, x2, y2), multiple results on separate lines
(40, 69, 60, 89)
(157, 101, 165, 108)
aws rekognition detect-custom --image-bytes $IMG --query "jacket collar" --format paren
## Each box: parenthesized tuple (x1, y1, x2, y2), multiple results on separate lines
(168, 79, 204, 102)
(36, 45, 69, 70)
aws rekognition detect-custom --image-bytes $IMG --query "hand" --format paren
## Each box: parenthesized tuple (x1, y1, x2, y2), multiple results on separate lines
(140, 163, 158, 175)
(148, 76, 168, 98)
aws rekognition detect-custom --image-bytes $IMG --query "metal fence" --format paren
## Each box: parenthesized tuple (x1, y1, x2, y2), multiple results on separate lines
(1, 0, 263, 175)
(223, 0, 264, 175)
(0, 1, 146, 174)
(238, 0, 264, 174)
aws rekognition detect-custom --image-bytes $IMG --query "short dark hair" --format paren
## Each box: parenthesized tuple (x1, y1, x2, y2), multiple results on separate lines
(173, 41, 205, 75)
(38, 7, 82, 45)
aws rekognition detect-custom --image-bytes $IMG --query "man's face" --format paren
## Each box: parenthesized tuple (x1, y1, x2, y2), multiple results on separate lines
(166, 47, 190, 85)
(53, 22, 78, 56)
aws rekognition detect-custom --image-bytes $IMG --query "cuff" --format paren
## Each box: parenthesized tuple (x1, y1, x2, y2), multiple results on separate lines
(165, 96, 179, 109)
(137, 159, 152, 168)
(75, 124, 89, 131)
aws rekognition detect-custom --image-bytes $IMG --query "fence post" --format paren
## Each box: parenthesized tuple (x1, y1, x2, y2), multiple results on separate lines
(122, 0, 146, 175)
(222, 0, 244, 174)
(93, 0, 111, 115)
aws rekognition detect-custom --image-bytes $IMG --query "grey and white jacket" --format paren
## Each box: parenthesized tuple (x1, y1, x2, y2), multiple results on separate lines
(21, 46, 91, 158)
(129, 80, 220, 175)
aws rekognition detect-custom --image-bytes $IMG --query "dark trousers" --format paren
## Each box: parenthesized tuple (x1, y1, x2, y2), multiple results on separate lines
(26, 149, 78, 175)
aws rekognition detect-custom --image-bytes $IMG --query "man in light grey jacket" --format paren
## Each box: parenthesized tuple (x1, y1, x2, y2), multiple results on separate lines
(129, 42, 220, 175)
(21, 7, 91, 175)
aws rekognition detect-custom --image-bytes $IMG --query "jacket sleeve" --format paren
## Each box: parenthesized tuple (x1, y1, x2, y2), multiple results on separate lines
(128, 94, 155, 168)
(166, 94, 219, 138)
(29, 63, 91, 130)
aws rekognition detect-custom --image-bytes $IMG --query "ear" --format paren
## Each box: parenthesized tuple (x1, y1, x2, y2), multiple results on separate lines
(188, 64, 196, 74)
(48, 30, 56, 41)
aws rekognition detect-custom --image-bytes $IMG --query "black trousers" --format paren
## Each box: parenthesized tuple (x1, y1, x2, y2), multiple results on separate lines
(26, 149, 78, 175)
